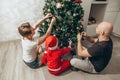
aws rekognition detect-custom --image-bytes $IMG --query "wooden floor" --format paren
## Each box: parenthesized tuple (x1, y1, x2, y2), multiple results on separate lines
(0, 0, 120, 79)
(0, 35, 120, 80)
(0, 40, 45, 80)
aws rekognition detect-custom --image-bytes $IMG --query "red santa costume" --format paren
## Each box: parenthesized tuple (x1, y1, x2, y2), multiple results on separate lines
(42, 36, 71, 75)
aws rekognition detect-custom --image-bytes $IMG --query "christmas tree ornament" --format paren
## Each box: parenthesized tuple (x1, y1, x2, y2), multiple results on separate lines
(67, 11, 71, 15)
(51, 1, 56, 6)
(42, 23, 45, 26)
(53, 34, 56, 36)
(56, 28, 58, 31)
(73, 13, 77, 16)
(71, 29, 73, 32)
(39, 0, 84, 47)
(62, 29, 66, 32)
(47, 9, 51, 12)
(46, 3, 50, 6)
(67, 38, 71, 42)
(65, 33, 69, 37)
(76, 27, 79, 30)
(46, 19, 50, 22)
(56, 3, 62, 9)
(57, 26, 61, 30)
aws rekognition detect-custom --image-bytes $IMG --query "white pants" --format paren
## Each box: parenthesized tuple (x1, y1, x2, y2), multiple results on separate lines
(70, 57, 97, 73)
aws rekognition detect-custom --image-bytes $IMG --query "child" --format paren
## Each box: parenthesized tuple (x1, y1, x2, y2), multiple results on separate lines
(18, 13, 56, 69)
(42, 36, 72, 75)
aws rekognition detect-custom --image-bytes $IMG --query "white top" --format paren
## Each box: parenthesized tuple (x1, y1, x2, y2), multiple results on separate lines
(21, 38, 37, 62)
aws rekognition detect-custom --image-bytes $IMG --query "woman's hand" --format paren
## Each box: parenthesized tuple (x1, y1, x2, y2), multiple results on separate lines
(51, 17, 56, 24)
(44, 13, 53, 19)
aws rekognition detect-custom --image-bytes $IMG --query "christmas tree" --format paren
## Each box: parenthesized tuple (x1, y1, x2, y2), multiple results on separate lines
(39, 0, 84, 47)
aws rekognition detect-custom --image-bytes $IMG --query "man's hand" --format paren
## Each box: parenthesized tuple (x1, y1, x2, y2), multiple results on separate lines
(77, 33, 82, 41)
(51, 17, 56, 24)
(81, 32, 88, 37)
(44, 13, 53, 19)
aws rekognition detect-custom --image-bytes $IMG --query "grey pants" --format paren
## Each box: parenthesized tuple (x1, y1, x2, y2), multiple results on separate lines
(70, 57, 97, 73)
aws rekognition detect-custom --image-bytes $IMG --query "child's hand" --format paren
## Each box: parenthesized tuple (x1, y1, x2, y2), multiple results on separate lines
(68, 40, 72, 48)
(45, 13, 53, 19)
(51, 17, 56, 24)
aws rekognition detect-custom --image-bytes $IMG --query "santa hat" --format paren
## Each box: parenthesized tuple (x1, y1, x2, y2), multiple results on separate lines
(46, 36, 58, 50)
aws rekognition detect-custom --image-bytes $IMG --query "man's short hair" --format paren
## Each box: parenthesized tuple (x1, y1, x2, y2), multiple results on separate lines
(18, 22, 32, 37)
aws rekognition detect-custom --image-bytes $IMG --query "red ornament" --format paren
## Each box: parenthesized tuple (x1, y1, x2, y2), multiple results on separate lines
(74, 0, 82, 3)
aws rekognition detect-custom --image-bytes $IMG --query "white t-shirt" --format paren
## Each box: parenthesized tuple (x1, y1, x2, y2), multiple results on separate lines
(21, 38, 37, 62)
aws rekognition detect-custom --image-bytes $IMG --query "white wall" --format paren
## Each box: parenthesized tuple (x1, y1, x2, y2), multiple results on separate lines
(103, 0, 120, 24)
(81, 0, 93, 30)
(0, 0, 44, 41)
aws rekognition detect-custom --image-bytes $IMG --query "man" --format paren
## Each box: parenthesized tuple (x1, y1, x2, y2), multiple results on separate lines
(70, 22, 113, 73)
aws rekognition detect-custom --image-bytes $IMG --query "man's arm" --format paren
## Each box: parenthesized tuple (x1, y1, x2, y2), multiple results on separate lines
(77, 33, 91, 57)
(82, 32, 98, 43)
(33, 13, 52, 30)
(37, 17, 56, 45)
(86, 36, 98, 43)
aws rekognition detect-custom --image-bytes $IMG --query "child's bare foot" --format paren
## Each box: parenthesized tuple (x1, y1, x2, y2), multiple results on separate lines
(38, 53, 44, 66)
